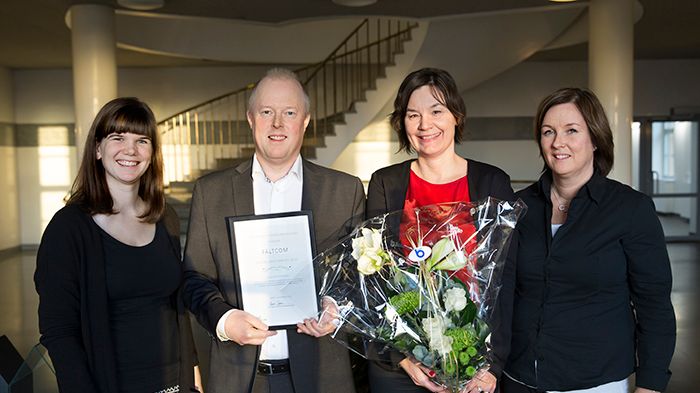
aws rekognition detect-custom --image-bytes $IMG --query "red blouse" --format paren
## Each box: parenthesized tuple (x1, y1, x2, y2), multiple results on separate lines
(403, 169, 470, 209)
(401, 169, 477, 289)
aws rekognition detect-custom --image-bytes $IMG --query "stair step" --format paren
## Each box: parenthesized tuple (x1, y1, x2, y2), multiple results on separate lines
(301, 146, 316, 159)
(168, 181, 195, 193)
(166, 193, 193, 236)
(215, 157, 250, 169)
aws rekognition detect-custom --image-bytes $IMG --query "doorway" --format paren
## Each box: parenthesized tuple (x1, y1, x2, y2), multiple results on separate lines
(633, 119, 699, 241)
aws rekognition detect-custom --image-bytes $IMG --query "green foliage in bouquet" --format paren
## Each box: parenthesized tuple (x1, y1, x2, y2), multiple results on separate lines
(320, 198, 526, 392)
(378, 264, 492, 386)
(389, 291, 420, 315)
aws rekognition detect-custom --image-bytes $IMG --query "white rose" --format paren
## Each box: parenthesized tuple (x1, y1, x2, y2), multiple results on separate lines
(357, 253, 382, 275)
(370, 229, 382, 250)
(432, 333, 454, 355)
(352, 228, 387, 275)
(421, 315, 453, 355)
(422, 316, 445, 342)
(351, 237, 363, 261)
(443, 287, 467, 313)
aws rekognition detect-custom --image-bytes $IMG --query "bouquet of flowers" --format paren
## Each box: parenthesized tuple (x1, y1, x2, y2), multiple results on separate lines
(316, 197, 526, 391)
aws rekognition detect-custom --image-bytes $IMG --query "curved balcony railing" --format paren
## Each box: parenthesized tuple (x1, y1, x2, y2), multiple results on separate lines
(158, 18, 417, 185)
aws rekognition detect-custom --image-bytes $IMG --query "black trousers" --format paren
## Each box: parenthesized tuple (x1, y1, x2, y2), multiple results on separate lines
(368, 361, 430, 393)
(500, 374, 540, 393)
(252, 372, 295, 393)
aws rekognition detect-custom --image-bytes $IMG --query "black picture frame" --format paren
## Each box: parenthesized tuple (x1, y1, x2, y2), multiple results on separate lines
(225, 210, 317, 330)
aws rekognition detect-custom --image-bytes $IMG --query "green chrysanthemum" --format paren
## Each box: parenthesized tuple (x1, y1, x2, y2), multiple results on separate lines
(389, 291, 420, 315)
(445, 327, 478, 352)
(459, 351, 471, 365)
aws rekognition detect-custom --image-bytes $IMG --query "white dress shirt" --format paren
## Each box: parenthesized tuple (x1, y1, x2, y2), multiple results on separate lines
(216, 154, 303, 360)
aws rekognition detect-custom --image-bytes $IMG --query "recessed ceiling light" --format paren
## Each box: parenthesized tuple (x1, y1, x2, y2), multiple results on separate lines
(549, 0, 577, 2)
(332, 0, 378, 7)
(117, 0, 165, 11)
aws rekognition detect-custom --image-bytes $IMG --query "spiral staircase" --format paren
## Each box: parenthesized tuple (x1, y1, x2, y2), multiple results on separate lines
(159, 18, 424, 234)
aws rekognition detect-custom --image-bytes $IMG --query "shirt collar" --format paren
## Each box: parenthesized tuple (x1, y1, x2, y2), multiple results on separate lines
(537, 169, 605, 205)
(251, 154, 303, 183)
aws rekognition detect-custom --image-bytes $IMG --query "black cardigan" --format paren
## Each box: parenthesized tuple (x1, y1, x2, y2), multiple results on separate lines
(504, 171, 675, 391)
(35, 204, 197, 393)
(366, 158, 517, 378)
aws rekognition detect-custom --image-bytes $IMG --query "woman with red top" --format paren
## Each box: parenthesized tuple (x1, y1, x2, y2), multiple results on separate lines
(366, 68, 516, 393)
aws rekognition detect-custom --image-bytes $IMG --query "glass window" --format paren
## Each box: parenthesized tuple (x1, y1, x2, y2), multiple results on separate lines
(662, 123, 675, 179)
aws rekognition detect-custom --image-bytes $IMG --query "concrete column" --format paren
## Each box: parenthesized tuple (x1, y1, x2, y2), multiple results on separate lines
(588, 0, 634, 184)
(69, 4, 117, 160)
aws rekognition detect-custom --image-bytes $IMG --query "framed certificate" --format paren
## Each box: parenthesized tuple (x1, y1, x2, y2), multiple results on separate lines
(226, 211, 318, 329)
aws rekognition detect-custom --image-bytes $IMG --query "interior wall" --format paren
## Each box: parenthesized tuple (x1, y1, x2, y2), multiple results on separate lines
(462, 59, 700, 117)
(13, 69, 74, 124)
(334, 59, 700, 194)
(0, 66, 20, 251)
(11, 59, 700, 245)
(0, 67, 14, 122)
(635, 60, 700, 116)
(118, 65, 271, 120)
(462, 61, 588, 117)
(13, 66, 272, 123)
(13, 65, 269, 245)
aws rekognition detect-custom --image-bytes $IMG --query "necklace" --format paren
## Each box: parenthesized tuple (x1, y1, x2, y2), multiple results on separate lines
(551, 187, 570, 213)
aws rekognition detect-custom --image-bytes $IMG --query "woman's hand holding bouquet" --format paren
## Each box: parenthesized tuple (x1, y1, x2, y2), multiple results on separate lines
(317, 198, 525, 392)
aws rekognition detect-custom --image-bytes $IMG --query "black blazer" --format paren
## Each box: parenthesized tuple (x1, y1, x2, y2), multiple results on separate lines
(366, 158, 517, 378)
(35, 204, 197, 393)
(505, 171, 675, 391)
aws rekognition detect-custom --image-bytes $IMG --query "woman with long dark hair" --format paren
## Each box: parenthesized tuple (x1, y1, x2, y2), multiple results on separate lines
(35, 97, 201, 393)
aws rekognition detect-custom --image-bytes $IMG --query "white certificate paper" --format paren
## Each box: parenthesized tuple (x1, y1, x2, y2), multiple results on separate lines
(227, 211, 318, 329)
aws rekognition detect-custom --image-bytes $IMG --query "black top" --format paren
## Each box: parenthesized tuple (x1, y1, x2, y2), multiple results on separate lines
(100, 222, 181, 393)
(35, 204, 197, 393)
(366, 158, 517, 378)
(504, 171, 676, 392)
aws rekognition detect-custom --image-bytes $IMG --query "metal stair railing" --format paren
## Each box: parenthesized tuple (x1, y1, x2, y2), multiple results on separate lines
(159, 17, 418, 186)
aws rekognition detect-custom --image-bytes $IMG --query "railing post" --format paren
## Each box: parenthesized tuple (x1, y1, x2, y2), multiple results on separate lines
(322, 64, 327, 140)
(220, 103, 224, 158)
(365, 21, 370, 90)
(313, 77, 318, 141)
(388, 19, 392, 65)
(235, 93, 241, 158)
(203, 109, 210, 169)
(355, 30, 359, 101)
(377, 18, 381, 78)
(193, 112, 200, 174)
(344, 43, 348, 111)
(226, 95, 232, 159)
(162, 121, 170, 184)
(178, 116, 184, 182)
(333, 56, 337, 116)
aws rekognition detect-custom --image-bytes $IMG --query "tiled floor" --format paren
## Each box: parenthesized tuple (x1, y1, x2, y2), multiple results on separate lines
(1, 244, 697, 392)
